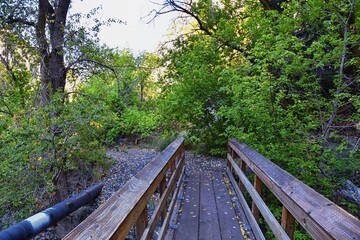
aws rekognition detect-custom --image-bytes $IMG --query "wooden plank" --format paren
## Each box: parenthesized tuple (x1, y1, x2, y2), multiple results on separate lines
(158, 160, 186, 240)
(281, 207, 295, 240)
(281, 179, 360, 240)
(227, 168, 266, 240)
(228, 138, 360, 240)
(142, 155, 185, 239)
(252, 175, 262, 220)
(198, 171, 221, 240)
(63, 137, 184, 240)
(136, 206, 148, 239)
(212, 171, 245, 240)
(160, 177, 167, 221)
(164, 166, 186, 240)
(174, 172, 200, 240)
(228, 139, 294, 188)
(223, 171, 256, 240)
(228, 148, 234, 171)
(227, 153, 290, 240)
(239, 160, 246, 193)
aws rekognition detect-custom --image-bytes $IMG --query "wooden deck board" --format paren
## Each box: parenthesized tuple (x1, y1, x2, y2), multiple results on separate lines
(199, 171, 221, 240)
(171, 169, 255, 240)
(173, 172, 200, 240)
(212, 171, 245, 240)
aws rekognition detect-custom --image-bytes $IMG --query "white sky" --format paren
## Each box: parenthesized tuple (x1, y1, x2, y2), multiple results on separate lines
(70, 0, 178, 54)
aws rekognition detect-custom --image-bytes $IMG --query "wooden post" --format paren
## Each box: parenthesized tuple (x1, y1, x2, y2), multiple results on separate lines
(252, 175, 262, 220)
(170, 158, 176, 174)
(227, 146, 232, 170)
(281, 206, 295, 239)
(136, 206, 148, 240)
(160, 177, 167, 221)
(239, 160, 246, 193)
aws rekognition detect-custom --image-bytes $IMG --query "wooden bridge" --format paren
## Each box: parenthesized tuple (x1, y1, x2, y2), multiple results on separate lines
(64, 137, 360, 240)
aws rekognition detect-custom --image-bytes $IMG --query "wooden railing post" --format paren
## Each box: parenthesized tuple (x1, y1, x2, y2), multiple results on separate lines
(228, 146, 234, 172)
(252, 175, 262, 220)
(136, 206, 148, 240)
(63, 137, 185, 240)
(239, 160, 246, 193)
(170, 158, 176, 173)
(160, 176, 167, 221)
(281, 207, 295, 240)
(227, 138, 360, 240)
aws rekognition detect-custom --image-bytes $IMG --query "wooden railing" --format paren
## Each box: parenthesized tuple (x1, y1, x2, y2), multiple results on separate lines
(227, 138, 360, 240)
(64, 137, 185, 240)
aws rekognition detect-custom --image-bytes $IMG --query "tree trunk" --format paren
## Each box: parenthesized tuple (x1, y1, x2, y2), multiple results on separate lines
(37, 0, 71, 104)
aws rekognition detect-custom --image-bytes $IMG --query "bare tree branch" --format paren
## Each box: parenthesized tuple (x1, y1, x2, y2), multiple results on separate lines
(2, 15, 36, 27)
(149, 0, 248, 56)
(323, 0, 356, 141)
(259, 0, 272, 10)
(66, 58, 118, 76)
(0, 53, 17, 83)
(0, 91, 13, 116)
(65, 57, 136, 104)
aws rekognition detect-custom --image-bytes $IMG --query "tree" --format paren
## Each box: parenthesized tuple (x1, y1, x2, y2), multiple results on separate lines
(0, 0, 122, 104)
(156, 0, 360, 223)
(0, 1, 126, 223)
(1, 0, 69, 103)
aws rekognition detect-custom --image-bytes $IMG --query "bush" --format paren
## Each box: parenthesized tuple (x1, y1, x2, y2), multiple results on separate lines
(120, 107, 160, 138)
(0, 94, 114, 226)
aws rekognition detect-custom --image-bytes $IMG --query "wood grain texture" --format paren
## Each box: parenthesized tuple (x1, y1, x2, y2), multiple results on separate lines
(143, 153, 185, 240)
(160, 177, 167, 221)
(136, 206, 148, 239)
(227, 168, 266, 240)
(228, 138, 360, 240)
(239, 159, 246, 193)
(212, 171, 245, 240)
(158, 159, 186, 240)
(174, 172, 200, 240)
(252, 175, 262, 220)
(281, 207, 295, 240)
(63, 137, 184, 240)
(173, 169, 252, 240)
(198, 171, 221, 240)
(227, 153, 290, 240)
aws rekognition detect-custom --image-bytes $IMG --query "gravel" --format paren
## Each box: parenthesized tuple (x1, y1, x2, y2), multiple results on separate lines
(33, 147, 227, 239)
(184, 151, 227, 173)
(97, 148, 160, 204)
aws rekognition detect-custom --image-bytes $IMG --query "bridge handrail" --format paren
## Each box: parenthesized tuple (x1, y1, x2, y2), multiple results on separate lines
(63, 137, 185, 240)
(227, 138, 360, 240)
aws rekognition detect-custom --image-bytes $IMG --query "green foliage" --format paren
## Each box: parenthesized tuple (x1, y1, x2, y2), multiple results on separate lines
(157, 0, 360, 233)
(0, 42, 161, 225)
(0, 92, 115, 223)
(0, 111, 50, 221)
(1, 0, 359, 232)
(138, 132, 178, 151)
(119, 107, 160, 138)
(159, 34, 232, 153)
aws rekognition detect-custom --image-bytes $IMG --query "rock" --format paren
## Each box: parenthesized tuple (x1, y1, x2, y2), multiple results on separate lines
(29, 148, 227, 239)
(339, 180, 360, 205)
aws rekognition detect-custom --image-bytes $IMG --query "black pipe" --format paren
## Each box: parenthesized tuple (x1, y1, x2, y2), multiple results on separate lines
(0, 182, 103, 240)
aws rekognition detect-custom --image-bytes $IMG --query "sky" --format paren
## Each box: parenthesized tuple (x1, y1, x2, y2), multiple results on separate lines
(70, 0, 178, 54)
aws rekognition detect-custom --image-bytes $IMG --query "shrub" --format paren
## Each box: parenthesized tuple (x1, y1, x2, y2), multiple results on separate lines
(120, 107, 160, 138)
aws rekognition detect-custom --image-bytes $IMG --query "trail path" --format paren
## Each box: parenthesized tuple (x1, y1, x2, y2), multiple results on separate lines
(36, 147, 228, 239)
